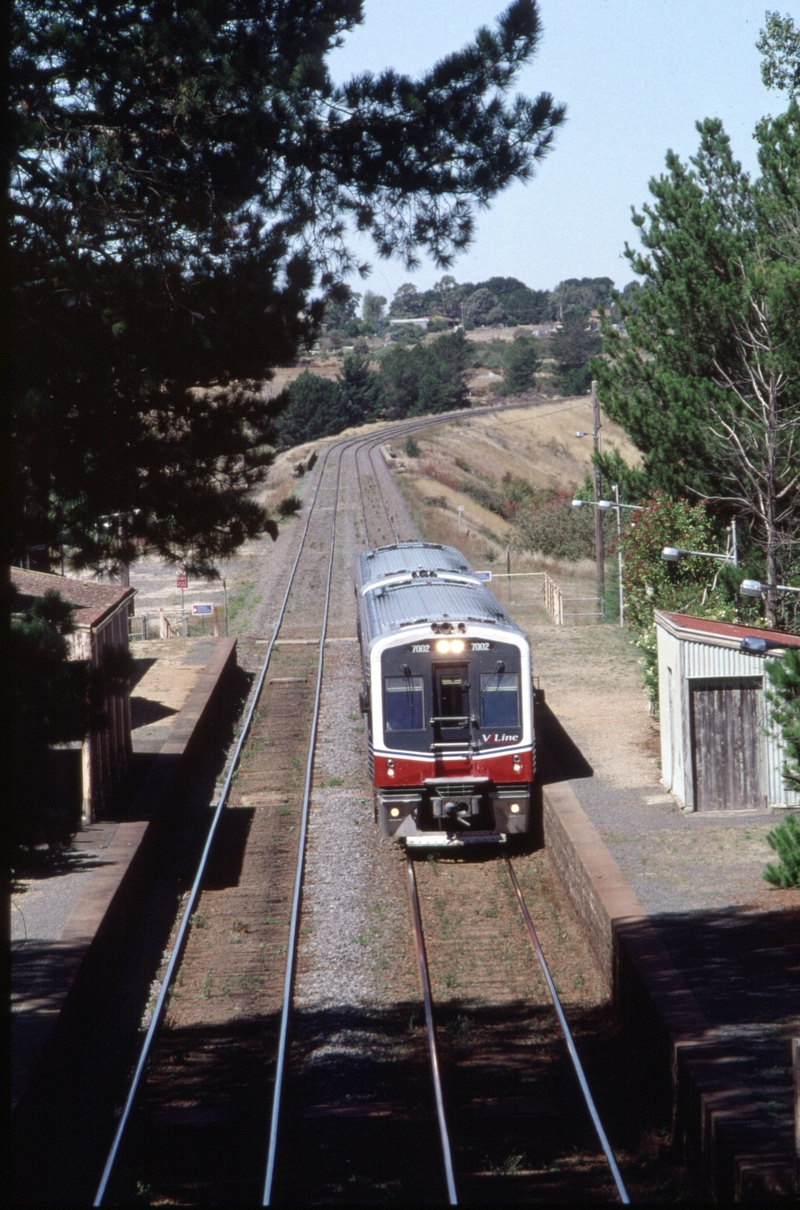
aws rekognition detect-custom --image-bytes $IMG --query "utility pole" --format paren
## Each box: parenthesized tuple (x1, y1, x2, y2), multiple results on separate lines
(591, 380, 604, 599)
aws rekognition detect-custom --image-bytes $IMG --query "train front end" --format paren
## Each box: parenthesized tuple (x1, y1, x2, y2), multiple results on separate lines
(357, 545, 534, 846)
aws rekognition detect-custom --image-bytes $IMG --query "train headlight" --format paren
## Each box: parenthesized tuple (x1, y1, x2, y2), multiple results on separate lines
(435, 639, 451, 653)
(450, 639, 465, 653)
(510, 803, 521, 814)
(390, 807, 401, 818)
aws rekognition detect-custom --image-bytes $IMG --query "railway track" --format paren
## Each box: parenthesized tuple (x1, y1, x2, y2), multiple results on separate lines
(92, 417, 451, 1203)
(19, 404, 659, 1204)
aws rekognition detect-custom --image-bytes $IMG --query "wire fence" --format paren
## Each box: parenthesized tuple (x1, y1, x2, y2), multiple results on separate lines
(481, 570, 603, 626)
(129, 607, 228, 640)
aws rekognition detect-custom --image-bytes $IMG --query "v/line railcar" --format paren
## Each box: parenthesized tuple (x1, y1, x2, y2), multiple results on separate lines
(356, 542, 535, 847)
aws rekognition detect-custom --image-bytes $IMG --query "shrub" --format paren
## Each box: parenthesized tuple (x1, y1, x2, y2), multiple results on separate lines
(510, 488, 610, 561)
(277, 495, 302, 518)
(763, 813, 800, 887)
(403, 436, 420, 458)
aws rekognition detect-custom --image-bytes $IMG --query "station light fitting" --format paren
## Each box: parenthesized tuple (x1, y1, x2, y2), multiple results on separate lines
(660, 545, 733, 564)
(740, 634, 800, 655)
(739, 579, 800, 599)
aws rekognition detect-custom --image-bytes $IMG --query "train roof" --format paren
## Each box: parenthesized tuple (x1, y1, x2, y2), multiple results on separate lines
(361, 577, 523, 644)
(357, 542, 479, 594)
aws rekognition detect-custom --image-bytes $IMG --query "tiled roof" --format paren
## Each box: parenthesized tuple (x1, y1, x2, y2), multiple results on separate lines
(656, 610, 799, 648)
(10, 567, 135, 630)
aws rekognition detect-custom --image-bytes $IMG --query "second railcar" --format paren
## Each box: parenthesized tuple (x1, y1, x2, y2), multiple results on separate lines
(356, 542, 535, 846)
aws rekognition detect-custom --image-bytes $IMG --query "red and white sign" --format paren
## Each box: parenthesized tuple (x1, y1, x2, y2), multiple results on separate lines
(176, 572, 187, 588)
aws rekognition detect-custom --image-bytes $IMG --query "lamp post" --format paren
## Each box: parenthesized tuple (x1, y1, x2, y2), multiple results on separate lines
(573, 381, 604, 597)
(572, 486, 644, 626)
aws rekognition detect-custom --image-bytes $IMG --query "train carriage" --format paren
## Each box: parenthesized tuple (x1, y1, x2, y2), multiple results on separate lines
(356, 542, 535, 846)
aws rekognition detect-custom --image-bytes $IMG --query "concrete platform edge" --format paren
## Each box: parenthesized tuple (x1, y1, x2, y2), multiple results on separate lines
(542, 781, 796, 1201)
(12, 638, 238, 1115)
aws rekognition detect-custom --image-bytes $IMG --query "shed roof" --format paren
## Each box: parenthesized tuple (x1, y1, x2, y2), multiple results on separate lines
(655, 610, 799, 651)
(10, 567, 135, 630)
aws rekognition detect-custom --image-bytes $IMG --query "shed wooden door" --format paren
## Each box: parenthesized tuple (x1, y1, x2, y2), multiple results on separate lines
(690, 678, 764, 811)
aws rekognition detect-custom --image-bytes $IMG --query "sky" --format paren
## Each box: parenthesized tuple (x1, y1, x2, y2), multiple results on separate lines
(326, 0, 789, 305)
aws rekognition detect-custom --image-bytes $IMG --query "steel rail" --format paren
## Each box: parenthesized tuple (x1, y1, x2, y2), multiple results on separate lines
(93, 444, 336, 1206)
(406, 855, 458, 1206)
(262, 441, 344, 1204)
(366, 438, 400, 543)
(93, 402, 533, 1204)
(504, 857, 630, 1204)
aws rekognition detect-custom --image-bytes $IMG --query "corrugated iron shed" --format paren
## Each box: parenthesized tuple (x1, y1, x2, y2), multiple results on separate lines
(655, 610, 800, 812)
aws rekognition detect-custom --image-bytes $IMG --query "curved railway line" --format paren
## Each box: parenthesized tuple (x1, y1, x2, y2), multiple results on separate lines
(35, 408, 636, 1205)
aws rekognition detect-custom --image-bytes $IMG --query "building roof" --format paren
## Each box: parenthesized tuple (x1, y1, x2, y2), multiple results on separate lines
(655, 610, 799, 651)
(10, 567, 135, 630)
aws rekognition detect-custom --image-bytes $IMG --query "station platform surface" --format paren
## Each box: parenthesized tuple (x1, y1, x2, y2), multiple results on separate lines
(11, 637, 234, 1112)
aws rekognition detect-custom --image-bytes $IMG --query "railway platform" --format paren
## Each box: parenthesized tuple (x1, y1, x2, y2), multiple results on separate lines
(527, 623, 800, 1202)
(11, 636, 238, 1113)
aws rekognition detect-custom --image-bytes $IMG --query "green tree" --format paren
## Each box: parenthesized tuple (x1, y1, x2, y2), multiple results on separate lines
(362, 292, 387, 331)
(390, 283, 427, 318)
(278, 373, 343, 450)
(337, 351, 382, 424)
(378, 331, 469, 418)
(502, 333, 540, 394)
(11, 0, 565, 575)
(757, 11, 800, 98)
(323, 285, 362, 333)
(550, 313, 601, 394)
(551, 276, 614, 317)
(595, 107, 800, 625)
(464, 287, 504, 327)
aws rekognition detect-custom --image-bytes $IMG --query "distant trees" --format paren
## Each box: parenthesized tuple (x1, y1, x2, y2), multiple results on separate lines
(277, 330, 471, 446)
(384, 273, 613, 329)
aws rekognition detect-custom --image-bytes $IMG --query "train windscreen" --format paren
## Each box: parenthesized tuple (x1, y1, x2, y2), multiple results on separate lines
(479, 673, 520, 727)
(384, 676, 425, 730)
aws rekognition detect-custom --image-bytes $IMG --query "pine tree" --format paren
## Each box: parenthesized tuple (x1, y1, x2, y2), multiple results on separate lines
(763, 813, 800, 887)
(11, 0, 564, 575)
